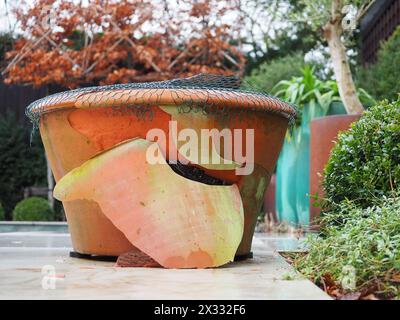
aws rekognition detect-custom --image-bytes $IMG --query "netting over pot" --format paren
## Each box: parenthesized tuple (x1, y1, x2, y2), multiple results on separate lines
(26, 73, 297, 129)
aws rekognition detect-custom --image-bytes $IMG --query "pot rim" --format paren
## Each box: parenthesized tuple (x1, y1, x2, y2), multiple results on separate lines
(26, 75, 297, 123)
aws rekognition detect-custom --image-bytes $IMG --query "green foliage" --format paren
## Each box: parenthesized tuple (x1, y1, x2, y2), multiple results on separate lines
(0, 33, 14, 69)
(245, 25, 318, 73)
(0, 202, 5, 221)
(245, 52, 306, 93)
(12, 197, 54, 221)
(0, 113, 46, 218)
(356, 26, 400, 102)
(244, 1, 319, 73)
(291, 1, 373, 31)
(274, 65, 341, 117)
(292, 99, 400, 299)
(293, 196, 400, 299)
(324, 99, 400, 208)
(66, 30, 87, 50)
(273, 66, 374, 126)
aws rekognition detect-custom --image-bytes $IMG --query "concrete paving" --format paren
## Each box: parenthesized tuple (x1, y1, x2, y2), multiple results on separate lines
(0, 231, 330, 300)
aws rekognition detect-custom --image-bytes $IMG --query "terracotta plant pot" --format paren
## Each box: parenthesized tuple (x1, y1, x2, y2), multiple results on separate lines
(28, 76, 296, 262)
(309, 114, 361, 223)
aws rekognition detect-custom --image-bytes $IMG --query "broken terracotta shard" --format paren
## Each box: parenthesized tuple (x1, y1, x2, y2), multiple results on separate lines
(54, 138, 244, 268)
(116, 250, 161, 268)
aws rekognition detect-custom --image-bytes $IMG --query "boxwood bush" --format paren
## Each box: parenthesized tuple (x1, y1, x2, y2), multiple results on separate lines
(324, 99, 400, 208)
(12, 197, 54, 221)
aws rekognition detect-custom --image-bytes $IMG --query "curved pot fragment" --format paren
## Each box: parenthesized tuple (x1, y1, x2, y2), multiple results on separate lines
(54, 138, 244, 268)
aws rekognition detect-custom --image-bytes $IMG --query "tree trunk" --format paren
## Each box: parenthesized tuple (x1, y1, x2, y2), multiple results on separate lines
(323, 0, 364, 115)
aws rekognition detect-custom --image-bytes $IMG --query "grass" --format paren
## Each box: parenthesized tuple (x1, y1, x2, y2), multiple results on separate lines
(288, 195, 400, 300)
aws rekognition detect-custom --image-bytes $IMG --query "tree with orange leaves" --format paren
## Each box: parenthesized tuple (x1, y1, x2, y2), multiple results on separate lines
(3, 0, 246, 88)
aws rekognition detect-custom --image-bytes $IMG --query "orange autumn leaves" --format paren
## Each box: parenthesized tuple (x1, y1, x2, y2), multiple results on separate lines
(4, 0, 246, 88)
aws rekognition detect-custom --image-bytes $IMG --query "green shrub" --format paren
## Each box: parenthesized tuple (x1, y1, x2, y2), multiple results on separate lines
(293, 196, 400, 299)
(357, 26, 400, 101)
(0, 113, 46, 217)
(12, 197, 54, 221)
(245, 52, 306, 93)
(324, 99, 400, 208)
(292, 99, 400, 299)
(0, 202, 5, 220)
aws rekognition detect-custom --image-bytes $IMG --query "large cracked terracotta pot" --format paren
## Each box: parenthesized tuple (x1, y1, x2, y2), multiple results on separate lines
(27, 76, 296, 261)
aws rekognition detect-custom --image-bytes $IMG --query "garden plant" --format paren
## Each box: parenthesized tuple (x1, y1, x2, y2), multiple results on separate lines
(324, 100, 400, 210)
(273, 66, 374, 225)
(0, 113, 46, 219)
(357, 26, 400, 102)
(12, 197, 55, 221)
(292, 99, 400, 299)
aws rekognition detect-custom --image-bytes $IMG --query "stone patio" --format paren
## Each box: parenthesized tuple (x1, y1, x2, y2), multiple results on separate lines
(0, 229, 330, 300)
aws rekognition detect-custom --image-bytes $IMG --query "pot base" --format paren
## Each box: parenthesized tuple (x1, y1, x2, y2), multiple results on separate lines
(234, 251, 253, 261)
(69, 251, 117, 262)
(69, 251, 254, 263)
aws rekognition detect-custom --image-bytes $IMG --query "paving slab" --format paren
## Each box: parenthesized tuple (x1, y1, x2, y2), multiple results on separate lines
(0, 231, 330, 300)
